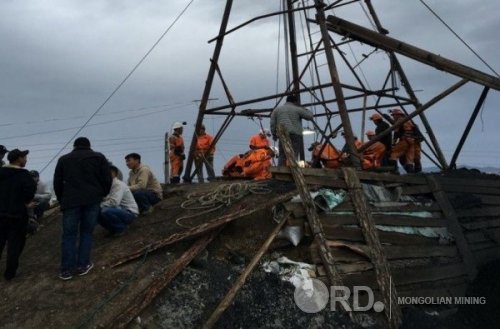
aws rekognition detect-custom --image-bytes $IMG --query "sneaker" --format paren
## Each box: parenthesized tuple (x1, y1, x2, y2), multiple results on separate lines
(59, 271, 73, 281)
(77, 263, 94, 276)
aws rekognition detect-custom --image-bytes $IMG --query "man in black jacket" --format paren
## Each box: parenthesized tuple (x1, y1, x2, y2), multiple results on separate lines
(54, 137, 112, 280)
(369, 112, 393, 166)
(0, 149, 36, 280)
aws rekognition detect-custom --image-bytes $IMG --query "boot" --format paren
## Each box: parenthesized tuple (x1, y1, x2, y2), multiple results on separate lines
(404, 163, 415, 174)
(414, 160, 422, 173)
(170, 176, 180, 184)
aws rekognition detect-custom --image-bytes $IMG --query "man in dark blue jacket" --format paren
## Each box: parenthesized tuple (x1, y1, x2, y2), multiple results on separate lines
(0, 149, 36, 280)
(54, 137, 112, 280)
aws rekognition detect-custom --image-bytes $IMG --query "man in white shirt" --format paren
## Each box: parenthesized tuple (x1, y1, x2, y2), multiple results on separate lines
(99, 166, 139, 236)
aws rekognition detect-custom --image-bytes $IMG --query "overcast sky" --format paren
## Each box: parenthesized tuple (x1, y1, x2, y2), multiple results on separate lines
(1, 0, 499, 184)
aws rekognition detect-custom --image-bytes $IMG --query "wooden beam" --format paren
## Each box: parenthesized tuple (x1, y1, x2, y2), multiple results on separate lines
(203, 215, 288, 329)
(426, 176, 477, 279)
(109, 190, 296, 268)
(324, 16, 500, 90)
(110, 229, 221, 329)
(342, 167, 402, 328)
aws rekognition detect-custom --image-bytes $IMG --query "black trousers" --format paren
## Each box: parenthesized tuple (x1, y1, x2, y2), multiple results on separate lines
(0, 218, 27, 280)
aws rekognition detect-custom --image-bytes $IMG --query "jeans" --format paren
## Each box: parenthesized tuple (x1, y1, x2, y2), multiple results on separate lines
(132, 190, 161, 213)
(99, 207, 137, 233)
(0, 217, 27, 279)
(278, 133, 303, 166)
(194, 155, 216, 183)
(61, 203, 100, 273)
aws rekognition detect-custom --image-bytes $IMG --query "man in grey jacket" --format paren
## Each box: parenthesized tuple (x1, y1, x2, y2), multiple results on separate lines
(270, 95, 314, 166)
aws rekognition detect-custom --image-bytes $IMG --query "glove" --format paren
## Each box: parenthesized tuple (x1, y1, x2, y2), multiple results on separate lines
(235, 166, 243, 173)
(180, 154, 186, 160)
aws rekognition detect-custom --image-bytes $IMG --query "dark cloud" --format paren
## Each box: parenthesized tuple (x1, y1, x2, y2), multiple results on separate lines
(0, 0, 498, 182)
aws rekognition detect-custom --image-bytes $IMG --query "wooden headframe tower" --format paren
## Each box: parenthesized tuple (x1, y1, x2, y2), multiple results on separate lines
(182, 0, 500, 182)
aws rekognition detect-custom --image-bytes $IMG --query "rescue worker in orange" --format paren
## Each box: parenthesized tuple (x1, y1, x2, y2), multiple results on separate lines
(389, 109, 417, 173)
(169, 122, 185, 184)
(309, 141, 341, 169)
(362, 130, 386, 170)
(249, 129, 271, 150)
(222, 147, 276, 180)
(194, 124, 216, 183)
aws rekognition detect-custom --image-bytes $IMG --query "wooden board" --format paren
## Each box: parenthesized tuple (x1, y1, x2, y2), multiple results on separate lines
(318, 213, 447, 227)
(311, 245, 458, 264)
(472, 246, 500, 266)
(401, 185, 432, 195)
(441, 185, 500, 196)
(462, 218, 500, 230)
(465, 228, 500, 244)
(457, 207, 500, 219)
(439, 176, 500, 188)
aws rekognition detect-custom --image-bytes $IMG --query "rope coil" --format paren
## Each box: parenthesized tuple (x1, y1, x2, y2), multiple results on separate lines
(176, 181, 272, 228)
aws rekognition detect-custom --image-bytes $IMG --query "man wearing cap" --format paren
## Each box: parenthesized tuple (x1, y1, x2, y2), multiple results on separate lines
(54, 137, 112, 280)
(194, 124, 216, 183)
(270, 95, 314, 166)
(249, 129, 271, 150)
(0, 145, 8, 167)
(0, 149, 36, 280)
(169, 122, 185, 184)
(369, 112, 392, 166)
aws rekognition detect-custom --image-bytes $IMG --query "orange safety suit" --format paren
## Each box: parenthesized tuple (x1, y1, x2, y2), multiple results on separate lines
(195, 133, 215, 157)
(169, 133, 184, 180)
(390, 119, 416, 166)
(312, 143, 341, 169)
(249, 134, 270, 150)
(362, 141, 386, 170)
(242, 148, 272, 180)
(222, 154, 247, 178)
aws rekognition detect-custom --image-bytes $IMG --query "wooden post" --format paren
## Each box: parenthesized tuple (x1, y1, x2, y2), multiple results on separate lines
(426, 175, 477, 279)
(203, 215, 289, 329)
(110, 229, 221, 329)
(342, 168, 402, 329)
(277, 125, 343, 285)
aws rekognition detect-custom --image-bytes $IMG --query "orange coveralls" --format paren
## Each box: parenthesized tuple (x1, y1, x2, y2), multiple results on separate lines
(390, 119, 416, 166)
(169, 133, 184, 180)
(362, 141, 386, 169)
(242, 148, 272, 180)
(312, 143, 341, 169)
(249, 134, 270, 150)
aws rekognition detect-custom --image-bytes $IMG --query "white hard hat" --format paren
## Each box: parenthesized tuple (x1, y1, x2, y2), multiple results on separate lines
(172, 122, 184, 129)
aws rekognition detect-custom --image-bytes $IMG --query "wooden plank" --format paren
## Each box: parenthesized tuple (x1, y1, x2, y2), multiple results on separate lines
(462, 219, 500, 230)
(441, 185, 500, 195)
(439, 176, 500, 188)
(426, 176, 477, 279)
(401, 185, 432, 195)
(457, 207, 500, 219)
(465, 228, 500, 244)
(110, 229, 221, 329)
(109, 190, 296, 268)
(342, 167, 401, 326)
(273, 172, 348, 188)
(320, 263, 467, 288)
(478, 195, 500, 206)
(320, 225, 440, 245)
(271, 166, 427, 184)
(311, 244, 458, 264)
(319, 213, 447, 227)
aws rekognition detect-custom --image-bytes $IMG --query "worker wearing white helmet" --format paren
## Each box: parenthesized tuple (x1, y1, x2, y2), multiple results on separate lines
(169, 122, 185, 183)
